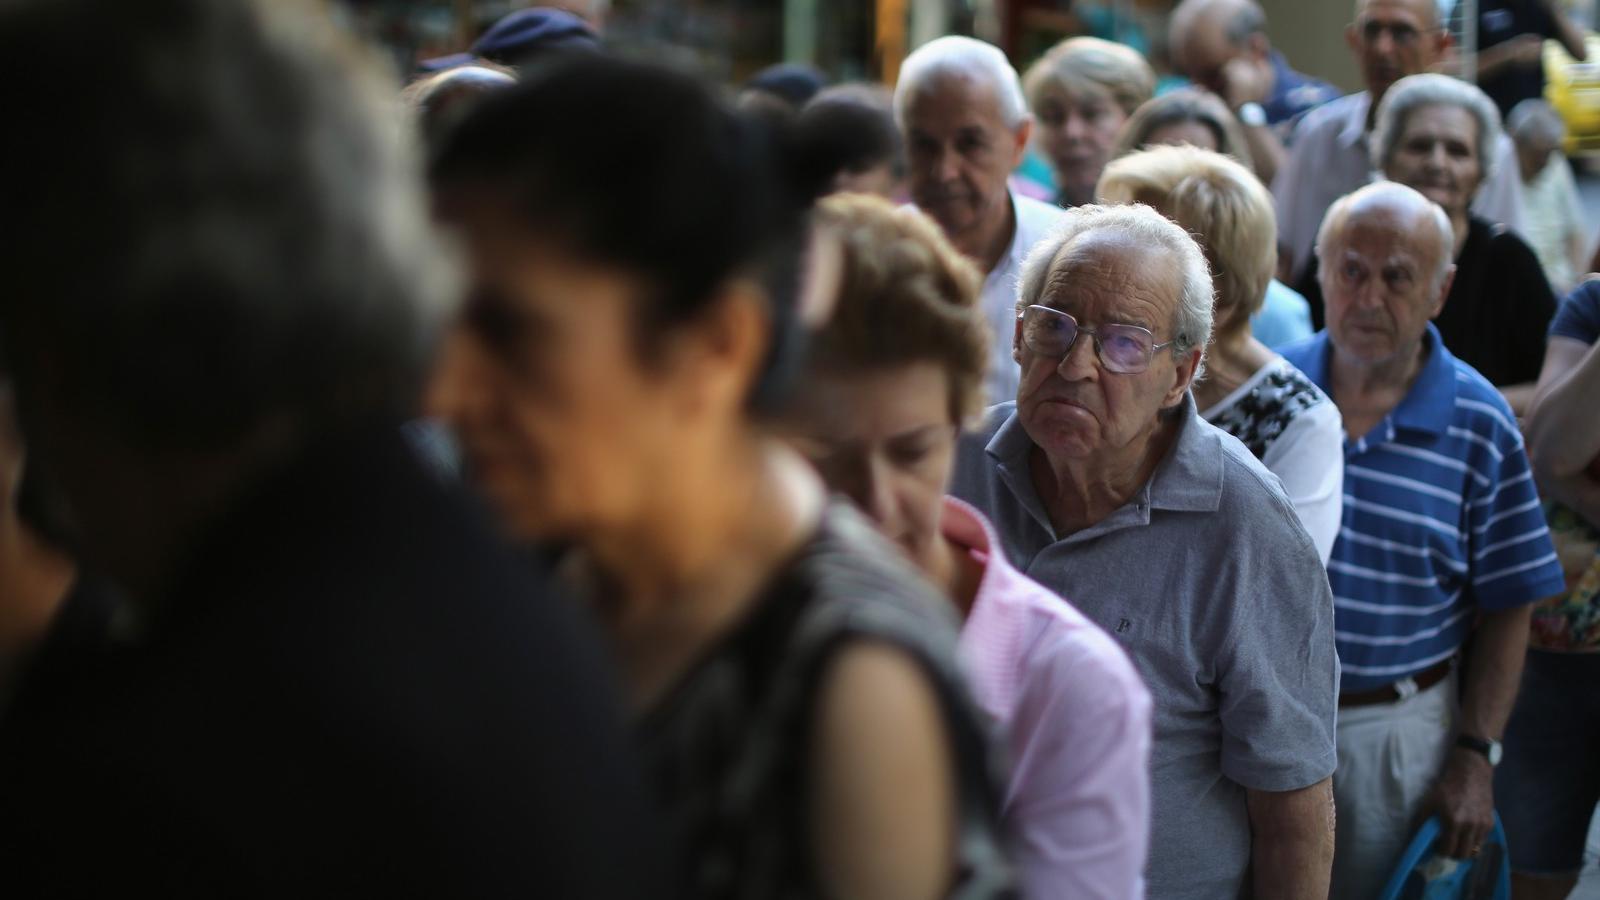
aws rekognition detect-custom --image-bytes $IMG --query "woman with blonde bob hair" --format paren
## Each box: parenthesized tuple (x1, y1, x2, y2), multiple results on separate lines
(1024, 36, 1155, 208)
(1099, 145, 1343, 561)
(1109, 86, 1254, 172)
(786, 192, 1153, 899)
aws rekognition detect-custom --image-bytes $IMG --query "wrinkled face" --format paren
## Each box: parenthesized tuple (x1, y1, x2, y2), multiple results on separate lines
(1320, 211, 1450, 365)
(1348, 0, 1443, 99)
(903, 73, 1028, 242)
(1144, 119, 1221, 153)
(1033, 81, 1128, 205)
(426, 194, 699, 543)
(787, 363, 956, 573)
(1014, 232, 1197, 461)
(1384, 104, 1483, 218)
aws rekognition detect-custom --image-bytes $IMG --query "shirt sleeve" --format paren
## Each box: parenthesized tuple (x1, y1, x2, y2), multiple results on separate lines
(1464, 396, 1567, 609)
(1006, 626, 1152, 900)
(1551, 282, 1600, 343)
(1216, 477, 1340, 793)
(1259, 398, 1345, 564)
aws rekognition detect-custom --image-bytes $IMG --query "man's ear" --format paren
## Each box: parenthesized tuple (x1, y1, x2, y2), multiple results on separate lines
(1345, 22, 1361, 56)
(1163, 347, 1204, 408)
(1011, 116, 1033, 168)
(1428, 264, 1457, 320)
(1013, 312, 1026, 363)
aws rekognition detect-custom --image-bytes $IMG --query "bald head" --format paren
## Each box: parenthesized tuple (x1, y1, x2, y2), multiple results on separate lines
(1353, 0, 1438, 29)
(1169, 0, 1268, 90)
(1316, 181, 1453, 284)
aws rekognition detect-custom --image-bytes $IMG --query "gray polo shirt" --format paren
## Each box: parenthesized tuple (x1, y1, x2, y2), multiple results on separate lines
(950, 394, 1339, 900)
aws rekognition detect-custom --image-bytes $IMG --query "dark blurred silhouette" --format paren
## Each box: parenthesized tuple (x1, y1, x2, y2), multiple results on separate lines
(0, 1, 666, 896)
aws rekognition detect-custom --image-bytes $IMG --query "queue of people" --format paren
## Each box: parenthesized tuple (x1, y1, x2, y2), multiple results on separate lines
(0, 0, 1596, 898)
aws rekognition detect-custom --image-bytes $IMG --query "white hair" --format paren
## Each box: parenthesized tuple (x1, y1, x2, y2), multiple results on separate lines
(1017, 203, 1215, 379)
(1370, 73, 1502, 182)
(894, 36, 1028, 129)
(1507, 98, 1566, 148)
(1314, 181, 1455, 291)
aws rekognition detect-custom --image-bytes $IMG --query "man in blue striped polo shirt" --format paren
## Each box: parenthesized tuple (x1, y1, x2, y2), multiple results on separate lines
(1281, 182, 1564, 900)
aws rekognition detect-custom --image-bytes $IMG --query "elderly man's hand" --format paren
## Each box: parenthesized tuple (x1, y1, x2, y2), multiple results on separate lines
(1219, 57, 1270, 109)
(1426, 748, 1496, 859)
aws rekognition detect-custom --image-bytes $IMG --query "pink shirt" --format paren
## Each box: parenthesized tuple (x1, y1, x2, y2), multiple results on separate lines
(947, 497, 1153, 900)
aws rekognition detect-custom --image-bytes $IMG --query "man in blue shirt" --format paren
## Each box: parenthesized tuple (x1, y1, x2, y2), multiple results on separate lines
(1281, 181, 1565, 899)
(1168, 0, 1341, 185)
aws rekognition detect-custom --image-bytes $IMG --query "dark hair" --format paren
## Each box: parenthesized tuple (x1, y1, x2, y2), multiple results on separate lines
(0, 0, 453, 453)
(430, 55, 824, 411)
(743, 63, 828, 110)
(795, 84, 904, 187)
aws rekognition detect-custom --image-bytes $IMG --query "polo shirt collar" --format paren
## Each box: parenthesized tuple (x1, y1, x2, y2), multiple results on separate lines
(1391, 324, 1458, 434)
(983, 392, 1223, 539)
(1338, 91, 1371, 150)
(1296, 323, 1458, 436)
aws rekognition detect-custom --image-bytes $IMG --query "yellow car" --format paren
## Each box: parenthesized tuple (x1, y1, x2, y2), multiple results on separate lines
(1545, 32, 1600, 154)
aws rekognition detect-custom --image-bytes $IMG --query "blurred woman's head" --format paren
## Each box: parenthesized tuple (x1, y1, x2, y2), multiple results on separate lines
(1024, 37, 1155, 206)
(1110, 87, 1254, 172)
(427, 56, 819, 543)
(1371, 73, 1500, 221)
(1507, 97, 1566, 183)
(1098, 144, 1276, 340)
(785, 193, 985, 569)
(795, 83, 905, 199)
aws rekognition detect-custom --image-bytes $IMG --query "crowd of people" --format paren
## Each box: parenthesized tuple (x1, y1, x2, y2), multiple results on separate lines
(0, 0, 1596, 898)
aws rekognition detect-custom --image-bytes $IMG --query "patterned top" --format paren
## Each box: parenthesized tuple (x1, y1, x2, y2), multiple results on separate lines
(1202, 356, 1344, 562)
(1205, 359, 1327, 460)
(637, 504, 1016, 900)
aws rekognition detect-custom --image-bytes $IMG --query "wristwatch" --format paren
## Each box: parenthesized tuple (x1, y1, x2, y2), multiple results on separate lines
(1455, 734, 1504, 766)
(1236, 101, 1267, 128)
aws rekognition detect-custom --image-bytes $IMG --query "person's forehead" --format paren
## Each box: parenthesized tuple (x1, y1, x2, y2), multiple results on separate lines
(1045, 231, 1181, 312)
(1400, 103, 1478, 138)
(1034, 75, 1117, 108)
(1356, 0, 1435, 28)
(904, 72, 1010, 130)
(1331, 210, 1439, 267)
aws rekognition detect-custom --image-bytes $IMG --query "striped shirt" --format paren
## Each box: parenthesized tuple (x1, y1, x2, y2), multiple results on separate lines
(1282, 325, 1565, 693)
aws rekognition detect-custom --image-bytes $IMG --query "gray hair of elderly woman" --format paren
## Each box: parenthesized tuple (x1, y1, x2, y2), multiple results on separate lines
(1506, 98, 1566, 148)
(894, 36, 1029, 129)
(0, 0, 455, 452)
(1109, 87, 1255, 172)
(1016, 203, 1215, 379)
(1370, 73, 1502, 181)
(1023, 36, 1157, 118)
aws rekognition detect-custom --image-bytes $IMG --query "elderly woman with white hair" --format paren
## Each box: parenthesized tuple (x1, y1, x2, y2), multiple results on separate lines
(950, 202, 1339, 900)
(1099, 144, 1343, 562)
(1300, 73, 1558, 412)
(1508, 98, 1590, 294)
(1023, 37, 1156, 208)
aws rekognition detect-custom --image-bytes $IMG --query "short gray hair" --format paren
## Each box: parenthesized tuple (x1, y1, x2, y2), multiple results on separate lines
(1371, 73, 1502, 182)
(0, 0, 455, 450)
(1017, 203, 1215, 378)
(1315, 181, 1455, 291)
(1506, 98, 1566, 148)
(894, 36, 1029, 129)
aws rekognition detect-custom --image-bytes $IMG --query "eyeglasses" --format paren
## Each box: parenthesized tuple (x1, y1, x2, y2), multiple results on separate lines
(1018, 305, 1174, 374)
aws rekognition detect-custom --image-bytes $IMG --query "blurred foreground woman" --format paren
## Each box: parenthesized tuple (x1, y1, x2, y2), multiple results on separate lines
(0, 0, 665, 896)
(427, 57, 1014, 900)
(785, 193, 1152, 899)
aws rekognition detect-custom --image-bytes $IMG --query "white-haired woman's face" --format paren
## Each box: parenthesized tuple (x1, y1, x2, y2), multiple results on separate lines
(1384, 103, 1482, 222)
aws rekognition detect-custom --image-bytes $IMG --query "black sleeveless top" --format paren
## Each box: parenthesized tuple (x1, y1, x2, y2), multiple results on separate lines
(636, 504, 1016, 900)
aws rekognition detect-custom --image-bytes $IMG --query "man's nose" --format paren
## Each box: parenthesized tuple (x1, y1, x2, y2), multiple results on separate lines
(1056, 330, 1100, 381)
(934, 146, 961, 182)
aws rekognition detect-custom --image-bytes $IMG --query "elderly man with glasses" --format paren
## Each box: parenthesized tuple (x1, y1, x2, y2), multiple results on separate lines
(951, 202, 1339, 900)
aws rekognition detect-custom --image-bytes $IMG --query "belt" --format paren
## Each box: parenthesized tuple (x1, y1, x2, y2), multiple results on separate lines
(1338, 658, 1455, 708)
